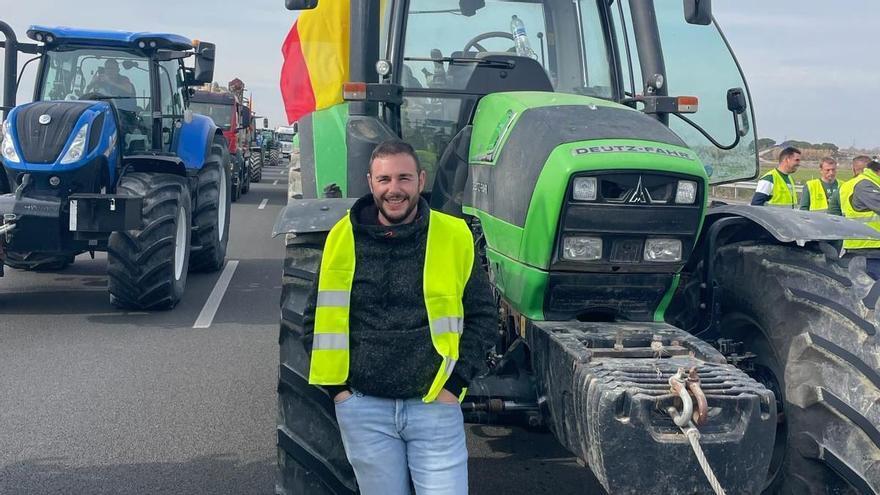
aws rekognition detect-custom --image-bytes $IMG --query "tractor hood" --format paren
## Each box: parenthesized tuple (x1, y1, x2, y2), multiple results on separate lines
(5, 100, 106, 167)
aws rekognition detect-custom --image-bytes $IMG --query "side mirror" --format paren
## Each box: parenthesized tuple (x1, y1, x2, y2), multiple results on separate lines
(193, 42, 216, 84)
(459, 0, 485, 16)
(683, 0, 712, 26)
(285, 0, 318, 10)
(726, 87, 747, 115)
(292, 122, 299, 134)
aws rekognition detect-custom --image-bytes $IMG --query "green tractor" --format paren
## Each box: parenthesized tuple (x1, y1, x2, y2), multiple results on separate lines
(274, 1, 880, 493)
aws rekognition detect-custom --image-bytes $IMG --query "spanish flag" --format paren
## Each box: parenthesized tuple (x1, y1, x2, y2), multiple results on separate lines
(280, 2, 351, 124)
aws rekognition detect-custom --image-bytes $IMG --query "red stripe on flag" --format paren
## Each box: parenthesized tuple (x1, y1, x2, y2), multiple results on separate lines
(280, 22, 316, 124)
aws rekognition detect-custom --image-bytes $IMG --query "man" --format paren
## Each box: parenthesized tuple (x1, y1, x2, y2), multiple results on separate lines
(840, 159, 880, 278)
(751, 146, 801, 207)
(303, 140, 496, 494)
(799, 157, 840, 212)
(828, 155, 870, 216)
(86, 59, 136, 100)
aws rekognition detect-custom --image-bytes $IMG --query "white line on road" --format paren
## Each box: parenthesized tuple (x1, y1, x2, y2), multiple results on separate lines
(192, 260, 239, 329)
(258, 198, 269, 209)
(273, 180, 279, 185)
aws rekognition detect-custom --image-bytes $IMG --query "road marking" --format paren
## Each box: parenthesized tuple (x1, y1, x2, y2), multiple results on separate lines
(192, 260, 239, 329)
(273, 180, 279, 185)
(258, 198, 269, 209)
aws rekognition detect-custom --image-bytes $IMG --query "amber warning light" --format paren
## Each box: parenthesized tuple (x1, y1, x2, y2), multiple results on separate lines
(677, 96, 699, 114)
(343, 82, 367, 101)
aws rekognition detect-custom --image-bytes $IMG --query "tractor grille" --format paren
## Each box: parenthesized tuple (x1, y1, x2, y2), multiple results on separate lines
(553, 171, 703, 268)
(15, 101, 93, 163)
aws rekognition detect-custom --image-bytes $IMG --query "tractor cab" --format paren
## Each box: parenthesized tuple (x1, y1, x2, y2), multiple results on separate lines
(22, 27, 215, 160)
(386, 0, 757, 192)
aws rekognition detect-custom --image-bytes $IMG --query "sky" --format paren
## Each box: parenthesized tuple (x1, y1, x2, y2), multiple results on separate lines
(1, 0, 878, 148)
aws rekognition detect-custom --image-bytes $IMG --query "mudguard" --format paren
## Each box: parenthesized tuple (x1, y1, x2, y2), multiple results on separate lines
(175, 113, 218, 170)
(272, 198, 356, 237)
(706, 204, 880, 244)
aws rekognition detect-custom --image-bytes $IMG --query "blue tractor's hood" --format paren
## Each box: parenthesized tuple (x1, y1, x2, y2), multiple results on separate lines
(27, 25, 193, 51)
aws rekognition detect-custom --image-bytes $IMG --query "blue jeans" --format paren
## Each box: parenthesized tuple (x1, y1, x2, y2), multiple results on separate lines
(334, 391, 468, 495)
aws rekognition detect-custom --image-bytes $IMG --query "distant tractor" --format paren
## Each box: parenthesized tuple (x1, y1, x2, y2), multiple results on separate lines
(0, 23, 232, 309)
(189, 84, 254, 201)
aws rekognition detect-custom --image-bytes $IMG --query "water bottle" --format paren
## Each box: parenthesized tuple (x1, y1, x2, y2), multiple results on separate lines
(510, 15, 538, 60)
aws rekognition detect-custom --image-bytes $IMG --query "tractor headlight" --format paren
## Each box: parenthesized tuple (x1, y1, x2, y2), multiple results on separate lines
(59, 123, 89, 164)
(563, 236, 603, 261)
(675, 180, 697, 204)
(572, 177, 597, 201)
(644, 238, 682, 262)
(1, 120, 20, 162)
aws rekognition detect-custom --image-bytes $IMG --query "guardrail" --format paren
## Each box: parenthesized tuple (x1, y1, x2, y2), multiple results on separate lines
(710, 181, 805, 203)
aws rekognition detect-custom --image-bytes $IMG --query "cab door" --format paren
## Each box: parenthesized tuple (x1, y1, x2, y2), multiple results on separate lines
(610, 1, 759, 184)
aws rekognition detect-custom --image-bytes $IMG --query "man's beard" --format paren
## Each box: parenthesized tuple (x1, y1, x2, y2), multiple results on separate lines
(374, 193, 419, 225)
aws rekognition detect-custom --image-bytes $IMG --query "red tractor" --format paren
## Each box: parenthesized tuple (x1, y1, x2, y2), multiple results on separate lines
(190, 82, 253, 201)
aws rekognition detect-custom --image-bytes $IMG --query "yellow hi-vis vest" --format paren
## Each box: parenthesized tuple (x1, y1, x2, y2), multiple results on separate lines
(841, 169, 880, 250)
(805, 178, 839, 212)
(308, 208, 475, 403)
(761, 169, 798, 208)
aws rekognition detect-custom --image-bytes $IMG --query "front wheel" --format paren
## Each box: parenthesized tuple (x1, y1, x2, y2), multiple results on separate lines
(712, 242, 880, 493)
(107, 172, 191, 310)
(189, 137, 231, 273)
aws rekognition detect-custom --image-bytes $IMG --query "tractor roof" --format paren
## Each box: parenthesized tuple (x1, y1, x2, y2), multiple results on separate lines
(27, 25, 193, 51)
(190, 90, 236, 105)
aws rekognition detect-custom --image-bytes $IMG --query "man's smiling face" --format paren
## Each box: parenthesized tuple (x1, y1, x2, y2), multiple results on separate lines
(368, 152, 426, 226)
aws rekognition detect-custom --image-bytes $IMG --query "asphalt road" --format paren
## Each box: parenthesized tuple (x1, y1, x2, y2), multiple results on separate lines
(0, 160, 601, 494)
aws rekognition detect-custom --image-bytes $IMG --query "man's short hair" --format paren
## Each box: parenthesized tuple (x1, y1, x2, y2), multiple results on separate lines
(854, 155, 872, 168)
(778, 146, 801, 163)
(369, 140, 422, 173)
(819, 157, 837, 168)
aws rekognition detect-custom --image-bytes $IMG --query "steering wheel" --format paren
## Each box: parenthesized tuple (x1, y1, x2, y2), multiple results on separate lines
(462, 31, 515, 54)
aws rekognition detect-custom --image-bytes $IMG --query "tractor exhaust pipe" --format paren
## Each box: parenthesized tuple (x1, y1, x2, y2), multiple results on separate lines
(0, 21, 19, 118)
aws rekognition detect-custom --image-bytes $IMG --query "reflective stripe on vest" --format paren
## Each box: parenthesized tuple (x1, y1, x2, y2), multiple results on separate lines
(762, 169, 797, 208)
(806, 178, 838, 212)
(841, 169, 880, 250)
(308, 208, 475, 403)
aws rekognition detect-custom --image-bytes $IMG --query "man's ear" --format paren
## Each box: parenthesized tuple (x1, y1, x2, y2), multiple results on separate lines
(418, 169, 427, 193)
(367, 173, 373, 193)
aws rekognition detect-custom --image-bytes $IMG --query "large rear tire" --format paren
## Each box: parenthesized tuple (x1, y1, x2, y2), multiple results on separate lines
(4, 252, 74, 271)
(711, 242, 880, 493)
(107, 172, 192, 310)
(277, 233, 357, 495)
(189, 139, 231, 273)
(250, 152, 263, 183)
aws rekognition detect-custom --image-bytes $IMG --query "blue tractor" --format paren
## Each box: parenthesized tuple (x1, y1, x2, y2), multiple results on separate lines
(0, 23, 232, 309)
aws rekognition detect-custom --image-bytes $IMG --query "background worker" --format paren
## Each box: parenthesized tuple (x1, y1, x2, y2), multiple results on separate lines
(303, 140, 496, 494)
(751, 146, 801, 207)
(828, 155, 871, 216)
(840, 159, 880, 278)
(800, 157, 839, 212)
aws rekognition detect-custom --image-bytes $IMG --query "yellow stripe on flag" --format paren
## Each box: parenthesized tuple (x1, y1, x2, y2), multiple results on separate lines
(298, 1, 351, 110)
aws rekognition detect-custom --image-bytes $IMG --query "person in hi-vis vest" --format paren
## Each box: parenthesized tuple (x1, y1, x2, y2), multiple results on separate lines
(799, 157, 840, 212)
(303, 140, 496, 495)
(751, 146, 801, 207)
(840, 159, 880, 278)
(828, 155, 871, 216)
